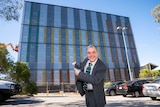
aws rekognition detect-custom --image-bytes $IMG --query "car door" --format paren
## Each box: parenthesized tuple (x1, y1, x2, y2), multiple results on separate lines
(136, 80, 144, 92)
(131, 81, 139, 92)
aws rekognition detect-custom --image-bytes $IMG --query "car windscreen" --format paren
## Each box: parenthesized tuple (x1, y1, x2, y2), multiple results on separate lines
(110, 82, 117, 86)
(152, 79, 160, 83)
(125, 81, 133, 85)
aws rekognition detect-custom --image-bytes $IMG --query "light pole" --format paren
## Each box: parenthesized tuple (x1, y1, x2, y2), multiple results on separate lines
(117, 26, 133, 81)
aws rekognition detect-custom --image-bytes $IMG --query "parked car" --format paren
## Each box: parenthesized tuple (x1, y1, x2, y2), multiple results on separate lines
(0, 80, 21, 102)
(116, 79, 149, 97)
(142, 78, 160, 100)
(104, 81, 124, 96)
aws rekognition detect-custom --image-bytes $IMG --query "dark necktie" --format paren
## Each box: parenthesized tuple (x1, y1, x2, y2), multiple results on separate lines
(83, 63, 92, 91)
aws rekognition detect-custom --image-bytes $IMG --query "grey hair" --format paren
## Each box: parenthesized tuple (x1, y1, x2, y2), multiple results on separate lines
(86, 44, 98, 52)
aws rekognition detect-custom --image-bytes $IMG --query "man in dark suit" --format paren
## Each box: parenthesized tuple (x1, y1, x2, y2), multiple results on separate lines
(74, 44, 106, 107)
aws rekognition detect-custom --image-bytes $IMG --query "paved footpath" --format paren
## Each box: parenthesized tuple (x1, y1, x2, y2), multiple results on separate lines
(0, 93, 160, 107)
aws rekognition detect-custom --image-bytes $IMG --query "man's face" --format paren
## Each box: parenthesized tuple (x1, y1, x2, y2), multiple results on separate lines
(87, 47, 98, 62)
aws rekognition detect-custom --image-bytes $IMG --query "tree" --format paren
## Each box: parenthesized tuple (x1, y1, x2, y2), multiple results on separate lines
(1, 43, 38, 95)
(152, 5, 160, 23)
(0, 0, 23, 21)
(22, 81, 38, 95)
(139, 69, 152, 78)
(0, 43, 14, 72)
(151, 70, 160, 77)
(10, 62, 30, 83)
(10, 62, 38, 95)
(139, 69, 160, 79)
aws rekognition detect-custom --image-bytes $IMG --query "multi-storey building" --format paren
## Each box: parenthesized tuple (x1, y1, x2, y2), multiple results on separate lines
(18, 1, 140, 91)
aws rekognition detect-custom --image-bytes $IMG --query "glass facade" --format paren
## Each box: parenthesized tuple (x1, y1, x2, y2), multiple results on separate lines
(19, 1, 140, 86)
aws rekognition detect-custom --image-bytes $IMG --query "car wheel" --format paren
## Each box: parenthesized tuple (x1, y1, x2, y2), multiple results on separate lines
(10, 84, 15, 92)
(134, 91, 140, 97)
(151, 97, 157, 100)
(109, 90, 116, 96)
(123, 94, 126, 97)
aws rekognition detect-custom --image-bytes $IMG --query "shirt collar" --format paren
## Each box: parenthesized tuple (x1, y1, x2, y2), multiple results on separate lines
(88, 58, 98, 66)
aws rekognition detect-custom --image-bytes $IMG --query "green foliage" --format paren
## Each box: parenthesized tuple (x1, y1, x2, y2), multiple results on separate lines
(10, 62, 30, 83)
(0, 43, 14, 72)
(139, 69, 160, 78)
(152, 70, 160, 77)
(0, 46, 8, 71)
(0, 44, 38, 95)
(139, 69, 152, 78)
(152, 5, 160, 23)
(0, 0, 23, 21)
(22, 81, 38, 95)
(10, 62, 38, 95)
(104, 82, 111, 87)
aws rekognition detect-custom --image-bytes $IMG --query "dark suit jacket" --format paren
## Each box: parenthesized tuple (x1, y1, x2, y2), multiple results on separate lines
(76, 58, 106, 106)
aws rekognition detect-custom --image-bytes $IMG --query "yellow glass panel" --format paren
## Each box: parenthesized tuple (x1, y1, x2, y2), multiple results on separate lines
(66, 29, 69, 63)
(51, 27, 54, 43)
(42, 70, 46, 86)
(72, 29, 76, 61)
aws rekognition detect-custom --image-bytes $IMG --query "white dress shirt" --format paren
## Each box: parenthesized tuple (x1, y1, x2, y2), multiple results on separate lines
(84, 59, 98, 90)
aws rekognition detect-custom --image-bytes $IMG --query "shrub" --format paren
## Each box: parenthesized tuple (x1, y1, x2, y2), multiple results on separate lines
(22, 81, 38, 95)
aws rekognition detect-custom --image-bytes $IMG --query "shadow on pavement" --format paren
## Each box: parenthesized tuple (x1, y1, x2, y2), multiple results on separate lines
(105, 101, 160, 107)
(44, 100, 86, 107)
(0, 96, 44, 106)
(35, 95, 69, 98)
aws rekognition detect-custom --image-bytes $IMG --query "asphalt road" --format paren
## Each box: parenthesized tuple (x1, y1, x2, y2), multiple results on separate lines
(0, 93, 160, 107)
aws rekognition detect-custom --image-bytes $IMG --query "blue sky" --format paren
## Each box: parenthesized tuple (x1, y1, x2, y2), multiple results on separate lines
(0, 0, 160, 66)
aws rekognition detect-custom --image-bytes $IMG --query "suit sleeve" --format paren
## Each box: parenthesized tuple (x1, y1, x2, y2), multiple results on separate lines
(75, 58, 88, 96)
(76, 80, 85, 96)
(77, 60, 106, 85)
